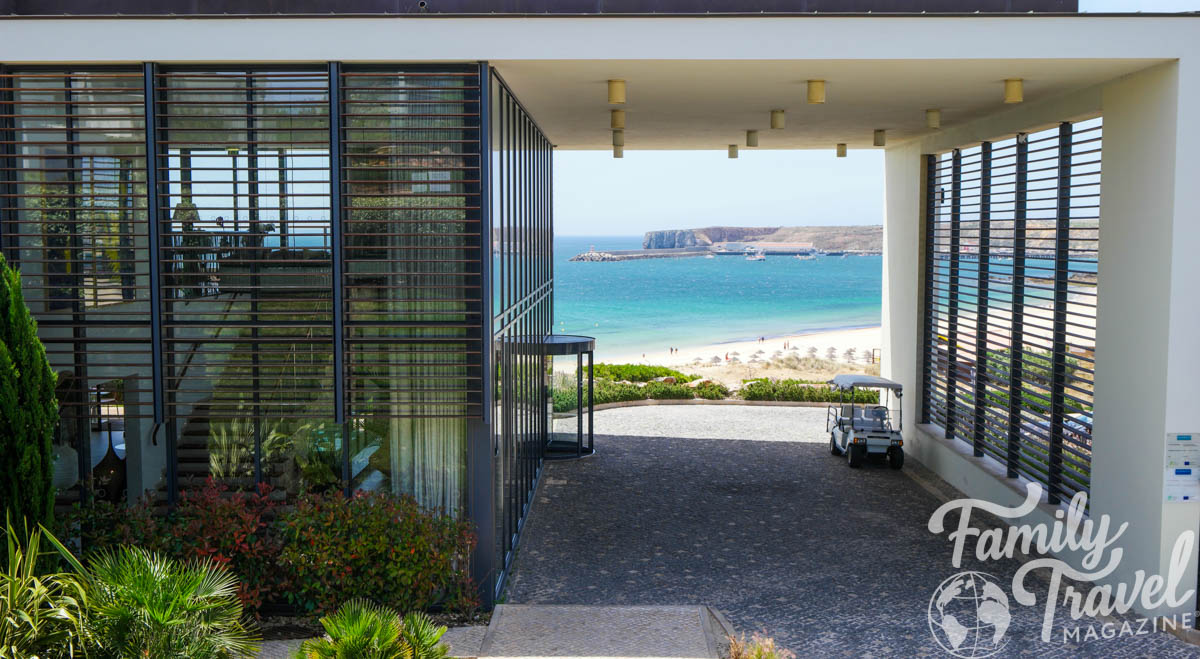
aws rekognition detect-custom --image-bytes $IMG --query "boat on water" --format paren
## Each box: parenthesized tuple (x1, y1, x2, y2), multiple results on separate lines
(794, 254, 815, 261)
(704, 253, 716, 259)
(747, 250, 766, 261)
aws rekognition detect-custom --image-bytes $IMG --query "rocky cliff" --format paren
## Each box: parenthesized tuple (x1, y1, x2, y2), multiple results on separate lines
(642, 225, 882, 251)
(642, 226, 777, 249)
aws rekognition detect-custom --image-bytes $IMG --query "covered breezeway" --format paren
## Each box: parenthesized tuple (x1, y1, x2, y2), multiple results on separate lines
(503, 406, 1199, 656)
(4, 12, 1200, 647)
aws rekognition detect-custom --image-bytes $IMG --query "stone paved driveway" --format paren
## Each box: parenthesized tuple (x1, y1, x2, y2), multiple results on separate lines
(506, 405, 1200, 658)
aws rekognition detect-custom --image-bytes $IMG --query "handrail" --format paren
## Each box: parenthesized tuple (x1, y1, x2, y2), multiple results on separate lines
(169, 290, 242, 393)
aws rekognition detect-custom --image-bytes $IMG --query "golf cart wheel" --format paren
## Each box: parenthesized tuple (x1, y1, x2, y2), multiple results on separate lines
(847, 444, 866, 468)
(888, 447, 905, 470)
(830, 433, 843, 456)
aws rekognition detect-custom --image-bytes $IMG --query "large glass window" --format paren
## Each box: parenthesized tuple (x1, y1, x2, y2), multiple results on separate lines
(157, 69, 337, 496)
(4, 63, 493, 517)
(923, 118, 1101, 504)
(489, 71, 553, 591)
(340, 66, 482, 514)
(5, 69, 154, 504)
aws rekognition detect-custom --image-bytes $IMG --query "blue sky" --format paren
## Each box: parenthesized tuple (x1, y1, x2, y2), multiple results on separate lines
(552, 0, 1199, 236)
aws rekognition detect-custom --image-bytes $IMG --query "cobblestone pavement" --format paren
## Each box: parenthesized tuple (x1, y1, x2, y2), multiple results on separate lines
(258, 639, 304, 658)
(506, 406, 1200, 658)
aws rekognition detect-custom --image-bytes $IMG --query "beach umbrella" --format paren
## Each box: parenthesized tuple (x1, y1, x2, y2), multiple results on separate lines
(730, 351, 741, 356)
(710, 356, 722, 364)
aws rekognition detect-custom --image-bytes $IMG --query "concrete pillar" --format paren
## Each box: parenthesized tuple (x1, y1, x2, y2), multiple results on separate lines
(1090, 60, 1200, 616)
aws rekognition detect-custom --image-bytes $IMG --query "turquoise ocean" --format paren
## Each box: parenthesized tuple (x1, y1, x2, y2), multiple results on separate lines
(553, 236, 882, 357)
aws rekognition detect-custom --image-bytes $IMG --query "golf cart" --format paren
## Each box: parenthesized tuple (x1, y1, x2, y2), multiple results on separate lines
(826, 374, 905, 469)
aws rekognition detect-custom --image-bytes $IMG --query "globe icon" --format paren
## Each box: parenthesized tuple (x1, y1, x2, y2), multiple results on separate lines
(927, 571, 1011, 658)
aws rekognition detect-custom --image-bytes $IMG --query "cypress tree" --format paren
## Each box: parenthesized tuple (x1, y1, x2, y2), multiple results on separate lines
(0, 254, 58, 530)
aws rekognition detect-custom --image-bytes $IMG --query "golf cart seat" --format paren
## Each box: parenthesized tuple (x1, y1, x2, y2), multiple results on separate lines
(847, 406, 888, 431)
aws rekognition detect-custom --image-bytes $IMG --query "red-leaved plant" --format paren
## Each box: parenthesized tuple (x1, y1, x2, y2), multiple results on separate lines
(278, 489, 477, 616)
(161, 479, 285, 615)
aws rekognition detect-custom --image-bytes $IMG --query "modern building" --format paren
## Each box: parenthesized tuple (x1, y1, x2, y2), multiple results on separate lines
(2, 1, 1199, 617)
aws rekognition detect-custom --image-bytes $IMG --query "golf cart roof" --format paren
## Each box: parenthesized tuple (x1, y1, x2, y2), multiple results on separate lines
(828, 374, 904, 391)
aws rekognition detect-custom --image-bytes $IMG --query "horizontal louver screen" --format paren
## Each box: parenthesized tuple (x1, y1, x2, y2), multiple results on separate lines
(340, 67, 483, 420)
(2, 69, 151, 505)
(156, 69, 335, 427)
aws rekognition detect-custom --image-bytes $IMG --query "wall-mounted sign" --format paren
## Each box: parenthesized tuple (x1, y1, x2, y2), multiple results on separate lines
(1164, 434, 1200, 503)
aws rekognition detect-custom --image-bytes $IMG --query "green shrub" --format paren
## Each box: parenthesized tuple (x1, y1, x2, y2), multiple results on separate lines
(694, 382, 731, 400)
(739, 380, 879, 404)
(61, 479, 475, 620)
(399, 610, 451, 659)
(642, 381, 694, 400)
(297, 601, 449, 659)
(590, 363, 697, 383)
(553, 379, 647, 412)
(0, 254, 58, 533)
(164, 481, 286, 617)
(0, 519, 90, 658)
(85, 546, 260, 658)
(61, 479, 284, 618)
(982, 347, 1080, 388)
(278, 490, 477, 616)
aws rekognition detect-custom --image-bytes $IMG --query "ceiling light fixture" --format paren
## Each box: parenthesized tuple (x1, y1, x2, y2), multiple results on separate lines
(746, 130, 759, 147)
(1004, 78, 1023, 104)
(612, 130, 624, 147)
(613, 145, 624, 158)
(873, 130, 887, 147)
(611, 109, 625, 130)
(836, 143, 847, 158)
(728, 144, 739, 159)
(770, 110, 785, 130)
(608, 79, 626, 105)
(807, 80, 826, 104)
(926, 109, 941, 129)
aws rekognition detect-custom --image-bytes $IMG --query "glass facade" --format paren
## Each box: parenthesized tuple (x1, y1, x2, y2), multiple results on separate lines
(488, 71, 553, 596)
(157, 68, 338, 497)
(1, 64, 491, 521)
(340, 67, 482, 514)
(2, 69, 153, 504)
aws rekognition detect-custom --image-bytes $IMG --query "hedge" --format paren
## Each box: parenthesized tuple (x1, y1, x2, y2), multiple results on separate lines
(739, 380, 879, 404)
(60, 479, 477, 618)
(589, 363, 699, 383)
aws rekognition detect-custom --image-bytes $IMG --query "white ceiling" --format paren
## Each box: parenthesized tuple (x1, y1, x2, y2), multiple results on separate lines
(491, 58, 1161, 150)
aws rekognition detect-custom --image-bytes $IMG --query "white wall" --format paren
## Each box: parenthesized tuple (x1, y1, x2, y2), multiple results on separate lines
(883, 61, 1200, 617)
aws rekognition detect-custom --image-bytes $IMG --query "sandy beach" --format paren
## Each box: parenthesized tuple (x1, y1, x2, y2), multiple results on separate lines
(596, 326, 882, 369)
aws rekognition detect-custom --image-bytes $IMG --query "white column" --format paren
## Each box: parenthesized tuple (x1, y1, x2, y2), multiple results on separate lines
(1091, 60, 1200, 617)
(882, 142, 925, 447)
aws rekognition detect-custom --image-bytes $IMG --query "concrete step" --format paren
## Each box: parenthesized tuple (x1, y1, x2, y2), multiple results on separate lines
(473, 605, 730, 659)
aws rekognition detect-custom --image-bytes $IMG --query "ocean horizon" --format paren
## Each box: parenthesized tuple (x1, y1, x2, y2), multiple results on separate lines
(553, 235, 883, 358)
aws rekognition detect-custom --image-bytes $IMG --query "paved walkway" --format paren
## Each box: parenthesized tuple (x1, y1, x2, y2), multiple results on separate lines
(504, 406, 1200, 657)
(477, 605, 723, 659)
